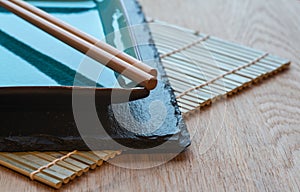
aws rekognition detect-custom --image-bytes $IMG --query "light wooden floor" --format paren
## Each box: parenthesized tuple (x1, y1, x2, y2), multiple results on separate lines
(1, 0, 299, 191)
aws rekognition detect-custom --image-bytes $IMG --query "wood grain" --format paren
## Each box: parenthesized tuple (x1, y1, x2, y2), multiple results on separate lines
(0, 0, 299, 191)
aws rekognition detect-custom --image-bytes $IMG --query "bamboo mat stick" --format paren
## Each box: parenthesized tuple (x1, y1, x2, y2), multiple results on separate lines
(59, 152, 97, 170)
(171, 83, 214, 101)
(177, 94, 205, 105)
(0, 0, 157, 90)
(76, 152, 103, 166)
(90, 151, 114, 161)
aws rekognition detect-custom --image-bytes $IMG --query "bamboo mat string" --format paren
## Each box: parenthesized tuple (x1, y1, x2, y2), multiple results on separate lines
(176, 53, 269, 99)
(29, 150, 78, 180)
(160, 35, 210, 58)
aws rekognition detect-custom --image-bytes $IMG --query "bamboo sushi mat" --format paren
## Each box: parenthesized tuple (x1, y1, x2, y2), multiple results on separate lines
(0, 20, 291, 189)
(148, 19, 291, 115)
(0, 150, 121, 189)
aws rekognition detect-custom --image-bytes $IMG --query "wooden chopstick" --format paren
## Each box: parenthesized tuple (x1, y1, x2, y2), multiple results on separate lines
(0, 0, 157, 90)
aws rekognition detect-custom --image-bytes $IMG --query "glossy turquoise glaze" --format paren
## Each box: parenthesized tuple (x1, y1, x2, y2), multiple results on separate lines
(0, 0, 136, 88)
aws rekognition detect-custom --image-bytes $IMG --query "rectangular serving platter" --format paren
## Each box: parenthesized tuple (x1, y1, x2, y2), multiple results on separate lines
(0, 0, 191, 152)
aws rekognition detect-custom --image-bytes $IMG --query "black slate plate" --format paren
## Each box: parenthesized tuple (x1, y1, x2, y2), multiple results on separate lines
(0, 0, 191, 152)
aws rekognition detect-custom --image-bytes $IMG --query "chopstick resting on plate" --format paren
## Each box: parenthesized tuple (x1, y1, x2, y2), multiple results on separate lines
(0, 0, 157, 90)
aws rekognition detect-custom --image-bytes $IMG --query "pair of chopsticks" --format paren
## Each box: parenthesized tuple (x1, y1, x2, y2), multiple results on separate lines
(0, 0, 157, 90)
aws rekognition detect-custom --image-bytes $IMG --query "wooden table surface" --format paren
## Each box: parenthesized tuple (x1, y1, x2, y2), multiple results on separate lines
(1, 0, 299, 191)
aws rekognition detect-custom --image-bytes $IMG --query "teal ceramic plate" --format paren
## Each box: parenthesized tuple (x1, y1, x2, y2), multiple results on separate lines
(0, 0, 149, 107)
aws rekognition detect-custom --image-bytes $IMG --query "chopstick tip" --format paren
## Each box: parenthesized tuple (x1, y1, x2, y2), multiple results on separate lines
(144, 77, 158, 90)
